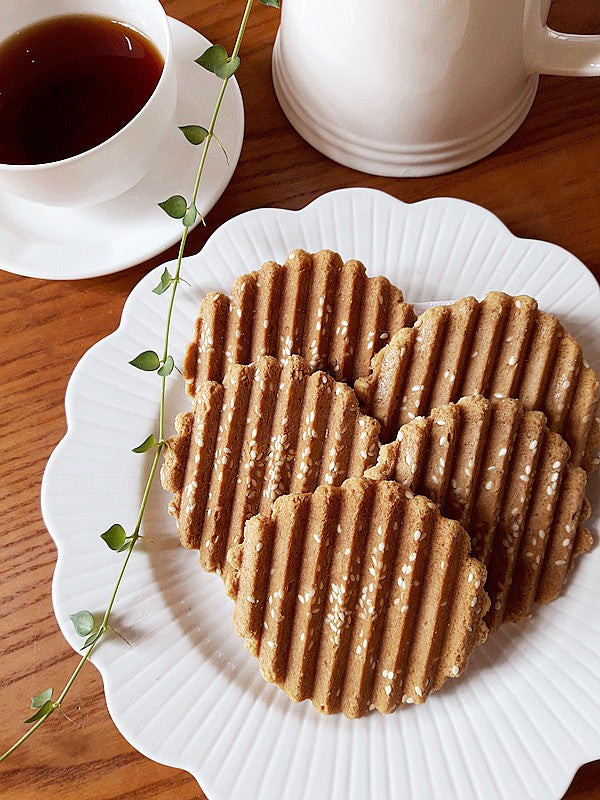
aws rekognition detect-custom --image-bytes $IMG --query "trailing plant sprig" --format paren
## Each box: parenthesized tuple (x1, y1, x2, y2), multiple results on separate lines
(0, 0, 279, 764)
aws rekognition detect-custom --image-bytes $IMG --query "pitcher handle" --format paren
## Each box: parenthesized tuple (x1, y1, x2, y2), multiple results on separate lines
(524, 0, 600, 76)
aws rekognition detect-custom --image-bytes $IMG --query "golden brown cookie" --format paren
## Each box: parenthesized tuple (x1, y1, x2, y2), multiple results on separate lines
(365, 396, 593, 628)
(354, 292, 600, 472)
(161, 355, 381, 577)
(183, 249, 415, 392)
(226, 477, 489, 717)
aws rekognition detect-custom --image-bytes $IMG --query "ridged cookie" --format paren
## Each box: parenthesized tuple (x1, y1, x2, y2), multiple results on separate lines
(365, 396, 593, 628)
(226, 478, 489, 717)
(183, 248, 415, 392)
(354, 292, 600, 471)
(161, 355, 381, 577)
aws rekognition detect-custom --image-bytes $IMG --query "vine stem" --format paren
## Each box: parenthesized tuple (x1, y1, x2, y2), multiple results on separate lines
(0, 0, 256, 764)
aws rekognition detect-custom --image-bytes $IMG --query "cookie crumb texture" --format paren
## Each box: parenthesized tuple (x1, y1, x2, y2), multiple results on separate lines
(161, 356, 380, 579)
(366, 396, 592, 629)
(227, 478, 489, 717)
(355, 292, 600, 472)
(183, 248, 415, 391)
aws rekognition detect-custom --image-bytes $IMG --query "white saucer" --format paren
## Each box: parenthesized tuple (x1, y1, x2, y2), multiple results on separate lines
(0, 18, 244, 281)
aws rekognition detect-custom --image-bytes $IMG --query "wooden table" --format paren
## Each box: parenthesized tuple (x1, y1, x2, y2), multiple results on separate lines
(1, 1, 599, 797)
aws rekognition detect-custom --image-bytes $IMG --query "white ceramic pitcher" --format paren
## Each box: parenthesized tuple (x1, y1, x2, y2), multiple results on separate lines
(272, 0, 600, 176)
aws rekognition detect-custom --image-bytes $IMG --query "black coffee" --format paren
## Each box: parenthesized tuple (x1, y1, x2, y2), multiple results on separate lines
(0, 14, 164, 165)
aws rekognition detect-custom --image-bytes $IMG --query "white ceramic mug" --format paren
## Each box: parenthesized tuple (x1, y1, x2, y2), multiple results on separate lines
(0, 0, 176, 206)
(272, 0, 600, 176)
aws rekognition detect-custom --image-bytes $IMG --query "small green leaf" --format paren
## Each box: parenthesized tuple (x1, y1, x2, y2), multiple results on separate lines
(215, 55, 240, 80)
(182, 204, 197, 229)
(31, 688, 53, 709)
(81, 630, 102, 651)
(117, 537, 134, 553)
(132, 433, 156, 453)
(70, 610, 96, 637)
(157, 355, 175, 377)
(101, 523, 127, 551)
(179, 125, 209, 145)
(195, 45, 240, 79)
(196, 44, 228, 72)
(158, 195, 187, 219)
(25, 700, 53, 724)
(152, 267, 174, 295)
(129, 350, 160, 371)
(259, 0, 280, 7)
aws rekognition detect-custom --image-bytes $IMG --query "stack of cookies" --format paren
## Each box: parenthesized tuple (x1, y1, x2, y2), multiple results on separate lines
(161, 249, 598, 718)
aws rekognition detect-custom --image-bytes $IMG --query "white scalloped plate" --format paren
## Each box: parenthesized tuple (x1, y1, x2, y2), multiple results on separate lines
(43, 188, 600, 800)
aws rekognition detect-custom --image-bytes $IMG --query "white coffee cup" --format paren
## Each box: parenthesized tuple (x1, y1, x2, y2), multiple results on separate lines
(272, 0, 600, 176)
(0, 0, 176, 206)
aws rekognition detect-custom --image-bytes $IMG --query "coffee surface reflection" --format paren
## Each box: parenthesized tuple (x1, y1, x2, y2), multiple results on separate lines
(0, 14, 164, 165)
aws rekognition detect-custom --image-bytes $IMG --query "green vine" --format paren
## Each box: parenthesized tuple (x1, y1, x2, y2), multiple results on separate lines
(0, 0, 279, 764)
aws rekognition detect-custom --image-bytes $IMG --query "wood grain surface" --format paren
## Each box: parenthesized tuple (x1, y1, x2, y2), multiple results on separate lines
(1, 1, 599, 797)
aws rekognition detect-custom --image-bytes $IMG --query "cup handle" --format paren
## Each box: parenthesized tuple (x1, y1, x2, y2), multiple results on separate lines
(524, 0, 600, 76)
